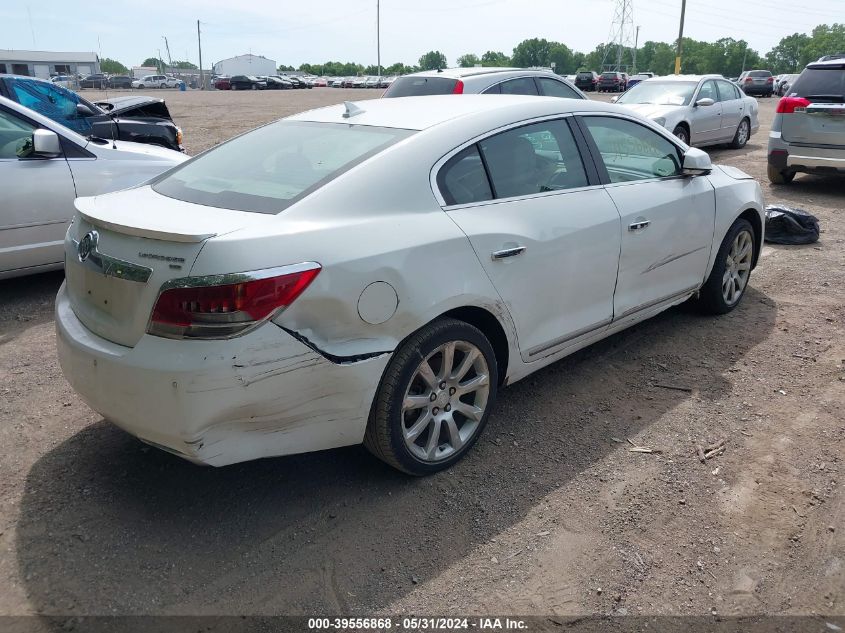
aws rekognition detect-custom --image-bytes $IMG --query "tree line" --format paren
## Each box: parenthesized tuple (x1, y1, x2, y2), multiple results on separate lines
(109, 23, 842, 78)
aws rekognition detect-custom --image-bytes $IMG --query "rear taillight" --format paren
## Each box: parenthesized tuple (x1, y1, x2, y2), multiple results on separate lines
(776, 96, 811, 114)
(766, 77, 774, 83)
(148, 263, 320, 339)
(452, 79, 464, 94)
(745, 77, 753, 83)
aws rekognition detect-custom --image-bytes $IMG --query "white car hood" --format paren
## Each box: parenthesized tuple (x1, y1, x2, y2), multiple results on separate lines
(74, 185, 271, 243)
(619, 103, 683, 119)
(85, 139, 187, 161)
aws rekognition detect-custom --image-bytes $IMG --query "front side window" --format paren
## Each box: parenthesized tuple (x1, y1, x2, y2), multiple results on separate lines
(537, 78, 582, 99)
(437, 145, 492, 206)
(697, 80, 718, 102)
(8, 78, 94, 135)
(582, 116, 682, 183)
(152, 121, 414, 214)
(478, 119, 587, 199)
(0, 108, 37, 159)
(498, 77, 539, 95)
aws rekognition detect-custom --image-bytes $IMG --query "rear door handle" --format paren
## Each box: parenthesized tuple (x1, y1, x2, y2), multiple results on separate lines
(491, 246, 526, 260)
(628, 219, 650, 232)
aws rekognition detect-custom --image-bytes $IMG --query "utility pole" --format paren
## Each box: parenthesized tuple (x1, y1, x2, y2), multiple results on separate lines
(675, 0, 686, 75)
(163, 36, 173, 70)
(741, 43, 748, 73)
(197, 20, 204, 89)
(376, 0, 381, 77)
(157, 48, 163, 73)
(616, 0, 626, 70)
(633, 25, 640, 72)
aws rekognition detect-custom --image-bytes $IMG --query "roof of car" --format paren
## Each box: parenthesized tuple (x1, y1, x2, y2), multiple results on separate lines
(288, 94, 632, 131)
(399, 67, 560, 79)
(644, 74, 723, 82)
(807, 58, 845, 68)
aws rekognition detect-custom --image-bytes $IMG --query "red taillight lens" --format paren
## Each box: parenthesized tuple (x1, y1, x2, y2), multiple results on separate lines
(148, 264, 320, 339)
(776, 96, 811, 114)
(452, 79, 464, 94)
(745, 77, 753, 82)
(766, 77, 774, 83)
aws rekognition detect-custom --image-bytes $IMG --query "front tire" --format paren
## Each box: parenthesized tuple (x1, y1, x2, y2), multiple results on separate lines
(767, 164, 796, 184)
(730, 118, 750, 149)
(364, 318, 498, 476)
(673, 124, 690, 145)
(697, 219, 755, 315)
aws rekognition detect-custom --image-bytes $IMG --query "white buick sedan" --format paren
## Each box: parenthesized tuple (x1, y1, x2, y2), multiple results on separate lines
(56, 95, 765, 475)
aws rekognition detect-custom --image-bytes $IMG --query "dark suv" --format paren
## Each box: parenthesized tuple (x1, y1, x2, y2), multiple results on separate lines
(575, 71, 599, 91)
(739, 70, 774, 97)
(598, 72, 626, 92)
(0, 75, 184, 151)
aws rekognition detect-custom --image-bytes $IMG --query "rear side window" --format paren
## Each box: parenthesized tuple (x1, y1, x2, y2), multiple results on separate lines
(478, 119, 587, 199)
(537, 78, 582, 99)
(716, 80, 740, 101)
(437, 145, 493, 206)
(498, 77, 539, 95)
(152, 121, 414, 214)
(789, 66, 845, 100)
(384, 76, 459, 97)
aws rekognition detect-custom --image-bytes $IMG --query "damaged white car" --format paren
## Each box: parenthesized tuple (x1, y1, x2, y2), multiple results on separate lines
(56, 95, 765, 475)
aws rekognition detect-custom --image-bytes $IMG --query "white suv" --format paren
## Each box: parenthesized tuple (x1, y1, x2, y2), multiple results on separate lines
(132, 75, 180, 89)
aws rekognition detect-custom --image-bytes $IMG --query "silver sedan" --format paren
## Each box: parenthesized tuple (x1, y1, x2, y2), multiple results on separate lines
(614, 74, 760, 148)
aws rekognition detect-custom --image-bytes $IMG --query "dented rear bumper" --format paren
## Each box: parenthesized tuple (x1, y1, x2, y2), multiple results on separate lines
(55, 282, 390, 466)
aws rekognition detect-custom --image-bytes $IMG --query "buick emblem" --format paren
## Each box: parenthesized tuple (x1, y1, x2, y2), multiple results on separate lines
(78, 230, 99, 262)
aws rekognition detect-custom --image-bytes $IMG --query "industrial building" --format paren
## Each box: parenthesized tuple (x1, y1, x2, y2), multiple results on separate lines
(0, 50, 100, 78)
(212, 54, 276, 77)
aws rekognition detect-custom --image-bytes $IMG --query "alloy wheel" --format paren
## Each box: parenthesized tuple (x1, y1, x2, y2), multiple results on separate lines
(401, 340, 490, 463)
(722, 229, 753, 305)
(737, 120, 749, 146)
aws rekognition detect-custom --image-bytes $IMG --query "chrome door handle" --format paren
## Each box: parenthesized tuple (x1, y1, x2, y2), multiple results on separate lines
(491, 246, 526, 260)
(628, 219, 650, 232)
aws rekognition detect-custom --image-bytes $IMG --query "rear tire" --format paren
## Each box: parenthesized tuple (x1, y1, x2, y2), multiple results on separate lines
(730, 118, 750, 149)
(767, 164, 795, 184)
(364, 318, 498, 476)
(696, 218, 755, 315)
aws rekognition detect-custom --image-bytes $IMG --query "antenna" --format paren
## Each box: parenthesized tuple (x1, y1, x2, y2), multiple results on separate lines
(601, 0, 635, 72)
(342, 101, 365, 119)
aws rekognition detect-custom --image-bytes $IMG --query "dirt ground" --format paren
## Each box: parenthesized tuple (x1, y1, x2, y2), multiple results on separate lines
(0, 87, 842, 625)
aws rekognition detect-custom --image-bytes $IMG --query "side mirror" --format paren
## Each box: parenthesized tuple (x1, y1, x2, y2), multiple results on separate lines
(682, 147, 712, 176)
(28, 129, 62, 158)
(695, 97, 715, 107)
(76, 102, 96, 117)
(610, 95, 619, 103)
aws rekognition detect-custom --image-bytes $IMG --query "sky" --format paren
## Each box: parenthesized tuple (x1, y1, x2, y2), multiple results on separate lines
(1, 0, 843, 69)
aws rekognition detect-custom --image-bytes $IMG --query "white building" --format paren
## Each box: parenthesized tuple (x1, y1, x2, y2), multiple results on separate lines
(213, 54, 276, 77)
(0, 50, 100, 78)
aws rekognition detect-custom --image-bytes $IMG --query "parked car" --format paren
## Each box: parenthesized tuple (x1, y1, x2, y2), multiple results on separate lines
(627, 72, 655, 88)
(598, 71, 627, 92)
(364, 76, 380, 88)
(314, 77, 328, 87)
(230, 75, 266, 90)
(108, 75, 133, 89)
(738, 70, 774, 97)
(79, 74, 108, 89)
(767, 58, 845, 184)
(574, 71, 600, 91)
(777, 73, 800, 96)
(55, 94, 764, 474)
(0, 95, 185, 279)
(131, 75, 179, 89)
(614, 74, 759, 147)
(818, 53, 845, 61)
(384, 68, 585, 99)
(283, 75, 310, 89)
(352, 76, 368, 88)
(0, 75, 185, 152)
(50, 75, 78, 89)
(213, 76, 231, 90)
(263, 76, 292, 89)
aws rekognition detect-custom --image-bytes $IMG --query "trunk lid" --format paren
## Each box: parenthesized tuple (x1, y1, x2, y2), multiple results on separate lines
(65, 187, 274, 347)
(781, 102, 845, 147)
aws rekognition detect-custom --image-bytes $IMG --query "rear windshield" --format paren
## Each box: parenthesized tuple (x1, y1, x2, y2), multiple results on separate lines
(577, 72, 594, 78)
(601, 72, 617, 78)
(383, 76, 460, 97)
(748, 71, 772, 78)
(617, 81, 697, 106)
(789, 66, 845, 101)
(152, 121, 414, 214)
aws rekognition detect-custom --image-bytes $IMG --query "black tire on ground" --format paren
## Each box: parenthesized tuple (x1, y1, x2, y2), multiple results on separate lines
(730, 118, 750, 149)
(767, 164, 796, 184)
(672, 124, 689, 145)
(696, 218, 755, 315)
(364, 318, 498, 476)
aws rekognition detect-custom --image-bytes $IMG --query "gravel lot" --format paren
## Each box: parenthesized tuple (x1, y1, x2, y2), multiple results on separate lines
(0, 88, 842, 624)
